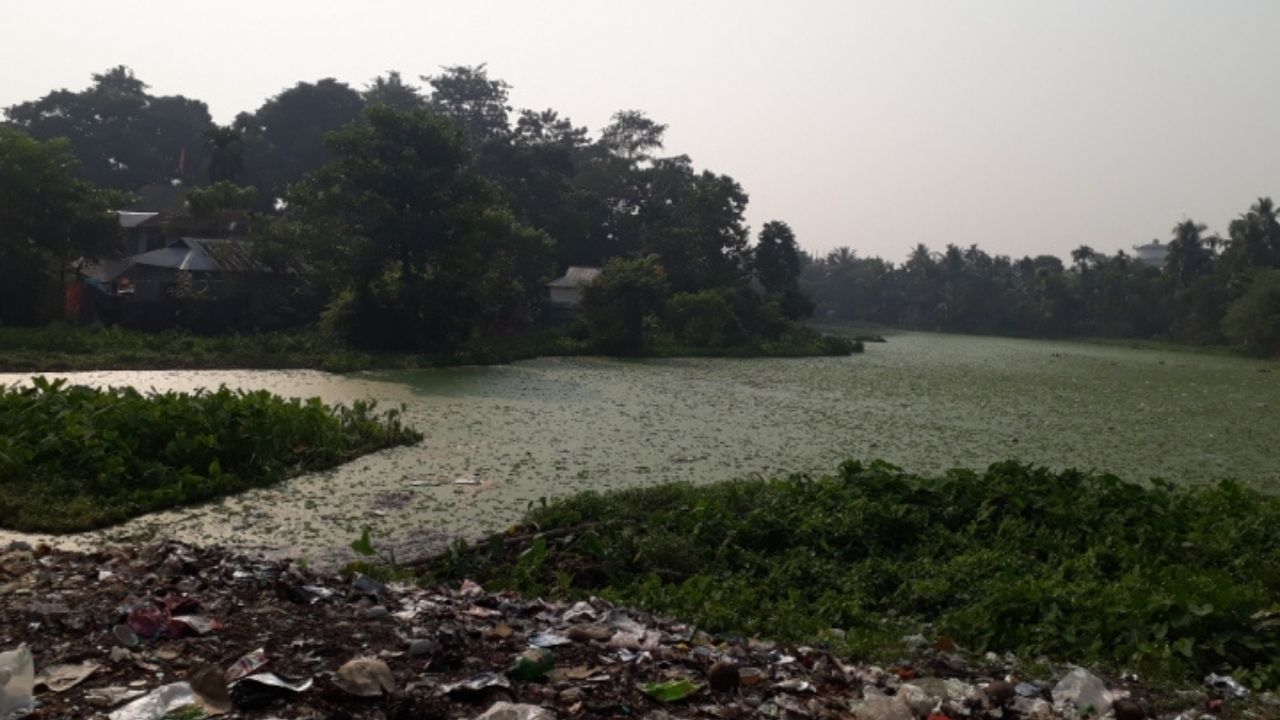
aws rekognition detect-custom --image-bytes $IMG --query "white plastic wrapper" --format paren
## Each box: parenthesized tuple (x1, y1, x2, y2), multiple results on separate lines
(0, 645, 35, 720)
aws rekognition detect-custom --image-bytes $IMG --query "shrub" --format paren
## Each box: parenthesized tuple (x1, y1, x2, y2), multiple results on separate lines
(580, 256, 671, 355)
(666, 289, 739, 348)
(427, 461, 1280, 688)
(0, 377, 421, 532)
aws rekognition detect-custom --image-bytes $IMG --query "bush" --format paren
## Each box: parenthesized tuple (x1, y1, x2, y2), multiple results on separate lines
(1222, 269, 1280, 355)
(666, 289, 739, 348)
(580, 256, 671, 355)
(427, 461, 1280, 688)
(0, 377, 421, 532)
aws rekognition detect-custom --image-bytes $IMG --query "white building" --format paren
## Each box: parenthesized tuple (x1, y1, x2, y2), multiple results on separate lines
(546, 266, 602, 309)
(1132, 240, 1168, 267)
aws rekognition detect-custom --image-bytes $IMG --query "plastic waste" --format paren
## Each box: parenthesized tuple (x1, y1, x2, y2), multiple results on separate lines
(0, 645, 34, 720)
(334, 657, 395, 697)
(509, 648, 555, 681)
(1015, 681, 1041, 697)
(231, 672, 313, 710)
(33, 661, 99, 693)
(472, 701, 556, 720)
(1205, 673, 1249, 700)
(1052, 667, 1114, 716)
(528, 632, 572, 648)
(170, 615, 222, 636)
(237, 673, 312, 693)
(108, 682, 223, 720)
(224, 648, 268, 683)
(443, 672, 513, 696)
(84, 686, 146, 708)
(111, 625, 139, 647)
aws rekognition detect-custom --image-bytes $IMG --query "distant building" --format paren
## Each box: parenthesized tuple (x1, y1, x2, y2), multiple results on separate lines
(1132, 240, 1168, 267)
(84, 237, 293, 302)
(117, 211, 166, 254)
(546, 266, 602, 309)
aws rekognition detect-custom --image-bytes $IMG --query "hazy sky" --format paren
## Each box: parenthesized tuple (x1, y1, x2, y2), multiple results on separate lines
(4, 0, 1279, 261)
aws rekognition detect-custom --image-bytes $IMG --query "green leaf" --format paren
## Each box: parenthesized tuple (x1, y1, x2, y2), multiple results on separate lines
(640, 679, 702, 702)
(351, 527, 376, 557)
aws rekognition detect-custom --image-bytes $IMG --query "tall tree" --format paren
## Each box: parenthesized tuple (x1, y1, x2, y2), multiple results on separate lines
(204, 126, 244, 184)
(235, 79, 365, 208)
(1165, 219, 1213, 288)
(362, 71, 425, 111)
(424, 64, 511, 149)
(754, 221, 801, 294)
(599, 110, 667, 163)
(5, 66, 213, 189)
(0, 128, 118, 325)
(289, 106, 549, 351)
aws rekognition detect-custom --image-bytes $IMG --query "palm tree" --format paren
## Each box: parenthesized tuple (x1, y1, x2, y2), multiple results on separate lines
(1165, 219, 1211, 288)
(1070, 245, 1096, 271)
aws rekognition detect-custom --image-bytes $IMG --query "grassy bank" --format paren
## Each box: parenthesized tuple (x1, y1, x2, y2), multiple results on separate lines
(0, 377, 421, 532)
(419, 461, 1280, 689)
(0, 325, 405, 372)
(0, 325, 859, 372)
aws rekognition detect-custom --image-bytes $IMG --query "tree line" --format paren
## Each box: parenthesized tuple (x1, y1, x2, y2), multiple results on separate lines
(5, 65, 1276, 356)
(2, 66, 818, 355)
(801, 206, 1280, 355)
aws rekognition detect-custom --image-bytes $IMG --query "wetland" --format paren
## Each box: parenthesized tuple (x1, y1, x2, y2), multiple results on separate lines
(2, 332, 1276, 560)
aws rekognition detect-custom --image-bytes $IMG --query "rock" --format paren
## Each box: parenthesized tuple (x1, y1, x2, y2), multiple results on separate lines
(853, 695, 914, 720)
(334, 657, 395, 697)
(1052, 668, 1113, 716)
(1113, 697, 1145, 720)
(409, 638, 438, 657)
(897, 682, 936, 717)
(351, 573, 387, 595)
(984, 680, 1015, 706)
(1012, 696, 1055, 719)
(708, 661, 739, 692)
(738, 667, 765, 687)
(566, 625, 611, 642)
(363, 604, 389, 619)
(473, 701, 557, 720)
(558, 686, 583, 703)
(188, 663, 232, 713)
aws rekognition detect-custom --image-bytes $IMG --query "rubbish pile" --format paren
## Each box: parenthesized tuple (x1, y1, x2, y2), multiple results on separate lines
(0, 541, 1271, 719)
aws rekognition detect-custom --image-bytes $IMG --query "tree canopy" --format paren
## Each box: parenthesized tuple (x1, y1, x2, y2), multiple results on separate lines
(0, 127, 118, 325)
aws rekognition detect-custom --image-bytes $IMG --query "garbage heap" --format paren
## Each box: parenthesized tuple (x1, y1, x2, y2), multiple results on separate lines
(0, 541, 1266, 719)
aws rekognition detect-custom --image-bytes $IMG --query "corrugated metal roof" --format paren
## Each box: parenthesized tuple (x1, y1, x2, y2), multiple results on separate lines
(128, 238, 275, 273)
(117, 211, 160, 228)
(547, 266, 602, 288)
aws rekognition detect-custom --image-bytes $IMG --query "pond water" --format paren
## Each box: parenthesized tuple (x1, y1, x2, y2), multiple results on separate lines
(2, 333, 1276, 562)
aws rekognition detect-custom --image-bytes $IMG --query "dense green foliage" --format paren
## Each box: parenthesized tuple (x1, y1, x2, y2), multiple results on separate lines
(0, 326, 382, 372)
(0, 127, 120, 326)
(803, 203, 1280, 354)
(6, 66, 213, 189)
(293, 106, 551, 352)
(579, 256, 851, 356)
(0, 377, 421, 532)
(3, 66, 830, 360)
(429, 461, 1280, 688)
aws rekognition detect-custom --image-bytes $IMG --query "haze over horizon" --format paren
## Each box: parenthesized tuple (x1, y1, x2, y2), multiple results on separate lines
(4, 0, 1278, 262)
